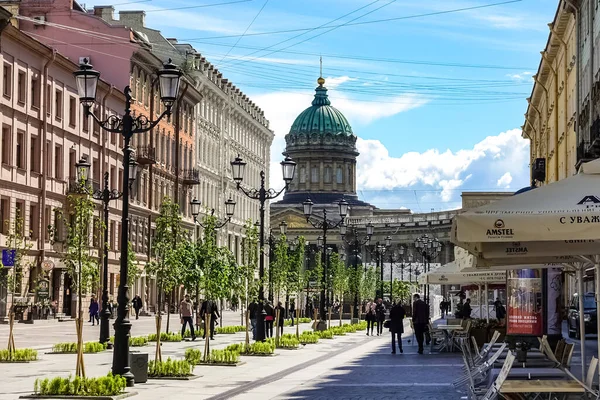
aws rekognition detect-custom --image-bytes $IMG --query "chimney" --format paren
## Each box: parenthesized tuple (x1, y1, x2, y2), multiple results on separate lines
(119, 10, 145, 27)
(93, 5, 114, 22)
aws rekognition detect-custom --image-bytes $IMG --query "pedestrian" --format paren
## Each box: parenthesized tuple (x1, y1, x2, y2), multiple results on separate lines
(264, 301, 275, 338)
(463, 298, 472, 319)
(248, 300, 258, 340)
(364, 299, 376, 336)
(375, 298, 386, 336)
(440, 298, 446, 318)
(289, 300, 295, 327)
(180, 294, 196, 341)
(275, 301, 285, 336)
(89, 298, 99, 326)
(412, 293, 429, 354)
(132, 295, 143, 320)
(306, 299, 313, 319)
(200, 299, 220, 340)
(390, 300, 406, 354)
(494, 298, 506, 326)
(88, 297, 95, 322)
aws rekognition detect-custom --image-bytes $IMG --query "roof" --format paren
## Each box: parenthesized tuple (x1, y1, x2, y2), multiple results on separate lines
(274, 192, 373, 207)
(289, 78, 353, 137)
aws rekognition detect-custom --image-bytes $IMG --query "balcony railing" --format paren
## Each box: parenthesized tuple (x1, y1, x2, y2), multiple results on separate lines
(181, 168, 201, 185)
(136, 146, 157, 165)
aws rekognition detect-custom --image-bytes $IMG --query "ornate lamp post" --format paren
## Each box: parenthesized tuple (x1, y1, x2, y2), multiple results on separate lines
(74, 58, 182, 386)
(189, 197, 236, 229)
(414, 235, 442, 306)
(302, 198, 348, 329)
(340, 222, 373, 320)
(230, 155, 296, 341)
(367, 236, 391, 300)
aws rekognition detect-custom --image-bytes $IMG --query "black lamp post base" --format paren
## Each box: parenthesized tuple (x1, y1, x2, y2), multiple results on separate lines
(255, 306, 267, 342)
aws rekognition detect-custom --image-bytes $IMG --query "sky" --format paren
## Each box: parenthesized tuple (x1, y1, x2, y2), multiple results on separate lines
(83, 0, 556, 211)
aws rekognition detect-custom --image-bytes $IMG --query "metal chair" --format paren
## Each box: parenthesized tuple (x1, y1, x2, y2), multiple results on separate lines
(585, 356, 598, 400)
(453, 340, 508, 389)
(554, 338, 566, 363)
(428, 320, 447, 353)
(560, 343, 574, 369)
(478, 350, 515, 400)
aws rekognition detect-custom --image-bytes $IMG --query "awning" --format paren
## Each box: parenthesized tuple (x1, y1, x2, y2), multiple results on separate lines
(418, 261, 506, 285)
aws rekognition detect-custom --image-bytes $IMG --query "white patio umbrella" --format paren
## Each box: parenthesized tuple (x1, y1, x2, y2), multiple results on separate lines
(452, 158, 600, 381)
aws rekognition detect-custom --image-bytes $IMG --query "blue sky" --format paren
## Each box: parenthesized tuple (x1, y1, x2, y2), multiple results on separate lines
(84, 0, 557, 211)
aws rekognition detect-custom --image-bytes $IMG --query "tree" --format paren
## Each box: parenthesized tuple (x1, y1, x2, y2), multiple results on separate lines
(239, 220, 258, 344)
(57, 189, 101, 377)
(145, 197, 184, 334)
(0, 210, 34, 358)
(360, 266, 377, 302)
(126, 241, 141, 289)
(271, 235, 289, 303)
(330, 252, 348, 326)
(383, 279, 412, 304)
(311, 250, 323, 317)
(286, 236, 305, 337)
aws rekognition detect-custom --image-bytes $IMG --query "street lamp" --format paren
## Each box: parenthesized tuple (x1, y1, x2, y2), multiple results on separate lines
(74, 58, 182, 386)
(303, 198, 347, 329)
(414, 234, 442, 307)
(189, 197, 237, 230)
(230, 154, 296, 342)
(367, 235, 392, 300)
(340, 222, 372, 321)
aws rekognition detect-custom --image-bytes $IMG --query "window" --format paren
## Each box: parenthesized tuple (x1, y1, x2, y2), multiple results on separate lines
(54, 144, 63, 180)
(109, 221, 115, 250)
(54, 89, 63, 120)
(46, 141, 52, 177)
(46, 83, 51, 115)
(109, 273, 114, 295)
(92, 158, 99, 185)
(29, 204, 39, 239)
(110, 166, 116, 189)
(16, 131, 24, 169)
(15, 201, 24, 236)
(69, 150, 76, 179)
(311, 166, 319, 183)
(1, 125, 11, 165)
(17, 71, 25, 104)
(3, 64, 11, 98)
(30, 135, 39, 172)
(118, 169, 123, 192)
(82, 111, 89, 133)
(336, 166, 343, 184)
(299, 167, 306, 184)
(116, 223, 121, 251)
(53, 209, 63, 241)
(31, 74, 40, 108)
(324, 166, 332, 183)
(0, 198, 9, 234)
(69, 97, 76, 127)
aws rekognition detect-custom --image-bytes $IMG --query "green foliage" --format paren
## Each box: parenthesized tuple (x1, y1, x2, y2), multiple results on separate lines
(354, 321, 368, 330)
(126, 242, 141, 288)
(183, 328, 204, 338)
(382, 279, 412, 303)
(184, 348, 202, 365)
(52, 342, 107, 354)
(225, 339, 276, 355)
(147, 332, 182, 342)
(109, 336, 148, 347)
(278, 334, 300, 349)
(312, 250, 323, 295)
(330, 326, 346, 336)
(360, 266, 377, 301)
(240, 220, 259, 304)
(148, 358, 193, 377)
(0, 348, 37, 362)
(286, 236, 306, 298)
(215, 325, 244, 334)
(0, 212, 33, 304)
(204, 349, 240, 364)
(34, 373, 126, 396)
(298, 331, 319, 344)
(271, 234, 289, 301)
(330, 252, 349, 304)
(341, 323, 358, 333)
(348, 264, 363, 305)
(316, 329, 334, 339)
(224, 343, 246, 354)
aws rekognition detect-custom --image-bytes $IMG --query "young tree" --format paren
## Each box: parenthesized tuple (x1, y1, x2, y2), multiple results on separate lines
(126, 241, 142, 289)
(0, 211, 34, 357)
(59, 190, 100, 377)
(271, 235, 289, 303)
(286, 236, 305, 337)
(330, 252, 348, 326)
(240, 220, 259, 308)
(360, 266, 377, 303)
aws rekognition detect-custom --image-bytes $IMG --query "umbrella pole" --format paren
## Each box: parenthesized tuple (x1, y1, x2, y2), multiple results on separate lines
(577, 267, 586, 379)
(484, 283, 489, 323)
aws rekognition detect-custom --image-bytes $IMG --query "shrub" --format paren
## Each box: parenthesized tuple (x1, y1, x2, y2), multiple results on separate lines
(354, 321, 368, 330)
(245, 341, 275, 355)
(148, 358, 193, 377)
(298, 317, 312, 324)
(205, 349, 240, 364)
(33, 373, 126, 396)
(0, 348, 38, 362)
(183, 328, 204, 339)
(147, 332, 182, 342)
(52, 342, 107, 354)
(330, 327, 346, 336)
(298, 332, 319, 344)
(341, 324, 358, 333)
(224, 343, 246, 354)
(278, 334, 300, 349)
(109, 336, 148, 347)
(316, 329, 334, 339)
(215, 325, 244, 334)
(184, 348, 202, 365)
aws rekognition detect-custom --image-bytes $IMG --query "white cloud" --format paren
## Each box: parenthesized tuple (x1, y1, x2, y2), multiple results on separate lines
(497, 172, 513, 188)
(506, 71, 533, 82)
(325, 76, 356, 89)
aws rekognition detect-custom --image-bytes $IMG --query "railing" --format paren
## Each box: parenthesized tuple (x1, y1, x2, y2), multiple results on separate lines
(135, 146, 157, 165)
(181, 168, 200, 185)
(345, 211, 456, 226)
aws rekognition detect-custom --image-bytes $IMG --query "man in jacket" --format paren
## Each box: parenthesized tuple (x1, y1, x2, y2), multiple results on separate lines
(200, 299, 220, 340)
(180, 294, 196, 341)
(390, 301, 406, 354)
(248, 301, 258, 340)
(412, 293, 429, 354)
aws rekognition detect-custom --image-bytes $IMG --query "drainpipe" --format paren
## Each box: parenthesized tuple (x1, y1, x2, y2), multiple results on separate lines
(173, 82, 188, 209)
(98, 85, 113, 299)
(40, 49, 56, 278)
(527, 98, 544, 159)
(564, 0, 581, 162)
(541, 50, 560, 182)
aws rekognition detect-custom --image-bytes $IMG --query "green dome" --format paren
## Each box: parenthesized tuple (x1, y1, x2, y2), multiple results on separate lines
(289, 79, 353, 136)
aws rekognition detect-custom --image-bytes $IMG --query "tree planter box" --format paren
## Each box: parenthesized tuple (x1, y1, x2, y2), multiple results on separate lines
(240, 353, 277, 357)
(147, 375, 201, 381)
(20, 393, 137, 400)
(0, 360, 33, 363)
(197, 361, 246, 367)
(277, 347, 300, 350)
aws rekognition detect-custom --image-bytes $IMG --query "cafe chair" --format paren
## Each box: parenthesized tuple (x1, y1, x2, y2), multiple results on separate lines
(560, 343, 574, 369)
(463, 350, 515, 400)
(453, 340, 508, 389)
(428, 320, 447, 353)
(554, 339, 566, 363)
(585, 356, 598, 399)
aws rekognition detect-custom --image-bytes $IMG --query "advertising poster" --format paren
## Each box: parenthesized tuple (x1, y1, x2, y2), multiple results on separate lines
(507, 269, 543, 335)
(546, 268, 562, 335)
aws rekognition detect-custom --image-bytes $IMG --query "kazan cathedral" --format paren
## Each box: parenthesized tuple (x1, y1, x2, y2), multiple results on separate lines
(269, 75, 459, 311)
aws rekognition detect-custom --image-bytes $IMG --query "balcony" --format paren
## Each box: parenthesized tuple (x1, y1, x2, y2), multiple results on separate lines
(136, 146, 157, 165)
(181, 168, 201, 185)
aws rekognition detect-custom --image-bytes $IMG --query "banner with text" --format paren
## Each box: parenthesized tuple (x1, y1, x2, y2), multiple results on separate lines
(507, 269, 543, 335)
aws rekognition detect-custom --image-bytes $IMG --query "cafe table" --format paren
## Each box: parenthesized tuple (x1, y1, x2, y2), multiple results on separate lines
(488, 367, 569, 386)
(493, 359, 558, 369)
(434, 324, 463, 352)
(499, 379, 585, 400)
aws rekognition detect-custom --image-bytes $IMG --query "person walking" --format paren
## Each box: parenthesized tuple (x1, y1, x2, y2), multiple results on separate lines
(180, 294, 196, 341)
(200, 299, 220, 340)
(390, 301, 406, 354)
(289, 300, 296, 327)
(375, 298, 386, 336)
(275, 301, 285, 336)
(132, 295, 143, 320)
(248, 300, 258, 340)
(264, 301, 275, 338)
(88, 297, 95, 322)
(89, 298, 99, 326)
(364, 299, 376, 336)
(412, 294, 429, 354)
(494, 298, 506, 326)
(463, 298, 473, 319)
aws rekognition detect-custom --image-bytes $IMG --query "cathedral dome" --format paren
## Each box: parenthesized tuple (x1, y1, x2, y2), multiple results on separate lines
(288, 78, 353, 137)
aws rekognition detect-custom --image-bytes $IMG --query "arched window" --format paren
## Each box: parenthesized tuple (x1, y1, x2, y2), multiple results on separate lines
(299, 166, 306, 183)
(324, 166, 332, 183)
(336, 166, 343, 184)
(311, 166, 319, 183)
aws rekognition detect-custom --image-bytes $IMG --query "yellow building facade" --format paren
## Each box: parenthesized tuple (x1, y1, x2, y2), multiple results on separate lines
(523, 3, 577, 184)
